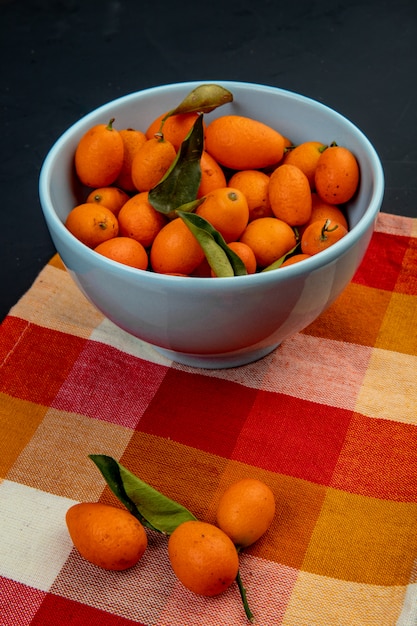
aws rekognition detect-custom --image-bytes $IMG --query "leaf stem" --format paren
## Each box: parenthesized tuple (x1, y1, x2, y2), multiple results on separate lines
(236, 569, 255, 623)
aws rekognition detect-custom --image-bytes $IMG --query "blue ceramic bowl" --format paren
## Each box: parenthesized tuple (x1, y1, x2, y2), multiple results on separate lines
(39, 81, 384, 368)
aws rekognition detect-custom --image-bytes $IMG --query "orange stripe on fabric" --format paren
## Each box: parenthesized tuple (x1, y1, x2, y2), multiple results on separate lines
(48, 253, 66, 270)
(376, 292, 417, 355)
(0, 394, 48, 478)
(303, 282, 392, 347)
(302, 487, 417, 585)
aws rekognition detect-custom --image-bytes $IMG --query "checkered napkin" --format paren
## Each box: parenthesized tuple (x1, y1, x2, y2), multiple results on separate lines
(1, 212, 416, 626)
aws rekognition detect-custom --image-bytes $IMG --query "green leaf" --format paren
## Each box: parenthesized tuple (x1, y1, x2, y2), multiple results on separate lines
(89, 455, 197, 534)
(177, 211, 247, 277)
(148, 115, 204, 215)
(262, 242, 300, 272)
(173, 197, 205, 215)
(163, 83, 233, 119)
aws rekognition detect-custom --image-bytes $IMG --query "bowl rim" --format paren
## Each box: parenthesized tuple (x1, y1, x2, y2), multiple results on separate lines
(39, 80, 385, 286)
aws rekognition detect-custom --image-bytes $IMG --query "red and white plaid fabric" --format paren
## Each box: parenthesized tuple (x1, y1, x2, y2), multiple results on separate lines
(1, 212, 417, 625)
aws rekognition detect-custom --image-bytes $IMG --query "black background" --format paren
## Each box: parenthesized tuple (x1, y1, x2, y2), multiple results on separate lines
(2, 0, 416, 322)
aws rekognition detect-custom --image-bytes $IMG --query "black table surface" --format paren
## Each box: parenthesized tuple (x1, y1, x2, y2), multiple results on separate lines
(2, 0, 416, 322)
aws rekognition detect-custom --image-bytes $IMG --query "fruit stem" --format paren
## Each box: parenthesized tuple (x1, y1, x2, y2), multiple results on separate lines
(106, 118, 116, 131)
(236, 569, 255, 623)
(156, 113, 172, 141)
(321, 218, 339, 239)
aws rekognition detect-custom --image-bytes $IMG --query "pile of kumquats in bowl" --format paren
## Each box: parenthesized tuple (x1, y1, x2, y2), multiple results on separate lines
(39, 81, 384, 368)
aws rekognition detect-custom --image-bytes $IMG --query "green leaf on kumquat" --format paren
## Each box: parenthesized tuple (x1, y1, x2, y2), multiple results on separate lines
(89, 454, 197, 534)
(177, 211, 247, 278)
(149, 114, 204, 215)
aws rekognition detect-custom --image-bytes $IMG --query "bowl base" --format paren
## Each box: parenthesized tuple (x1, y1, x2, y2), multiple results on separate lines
(154, 343, 281, 369)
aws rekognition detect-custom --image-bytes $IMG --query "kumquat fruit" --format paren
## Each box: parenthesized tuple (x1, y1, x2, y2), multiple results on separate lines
(66, 84, 359, 275)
